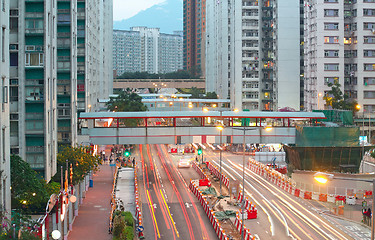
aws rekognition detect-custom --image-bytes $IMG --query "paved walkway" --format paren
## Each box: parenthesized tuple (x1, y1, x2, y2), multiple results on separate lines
(68, 164, 115, 240)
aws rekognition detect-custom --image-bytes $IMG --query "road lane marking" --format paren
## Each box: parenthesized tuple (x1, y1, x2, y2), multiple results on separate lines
(160, 189, 180, 238)
(147, 190, 161, 238)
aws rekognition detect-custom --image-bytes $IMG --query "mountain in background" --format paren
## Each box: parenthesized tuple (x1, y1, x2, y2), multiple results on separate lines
(113, 0, 183, 34)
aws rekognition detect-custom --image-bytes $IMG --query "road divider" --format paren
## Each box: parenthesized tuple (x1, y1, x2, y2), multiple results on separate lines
(206, 161, 230, 189)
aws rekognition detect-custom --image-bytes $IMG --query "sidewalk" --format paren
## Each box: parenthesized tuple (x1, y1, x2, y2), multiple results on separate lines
(68, 164, 115, 240)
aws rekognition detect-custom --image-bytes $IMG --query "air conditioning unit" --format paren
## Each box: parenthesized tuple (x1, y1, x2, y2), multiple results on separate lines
(372, 29, 375, 34)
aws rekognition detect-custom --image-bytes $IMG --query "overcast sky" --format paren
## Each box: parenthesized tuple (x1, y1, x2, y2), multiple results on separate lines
(113, 0, 166, 21)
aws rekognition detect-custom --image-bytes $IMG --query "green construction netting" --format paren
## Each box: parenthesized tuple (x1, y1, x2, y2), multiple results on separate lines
(201, 187, 217, 196)
(295, 126, 359, 147)
(284, 145, 373, 173)
(214, 210, 236, 220)
(313, 110, 354, 125)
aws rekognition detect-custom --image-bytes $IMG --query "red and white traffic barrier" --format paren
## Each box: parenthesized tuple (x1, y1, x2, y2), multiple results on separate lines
(192, 161, 207, 179)
(234, 211, 255, 239)
(134, 167, 142, 227)
(189, 180, 228, 240)
(207, 161, 230, 190)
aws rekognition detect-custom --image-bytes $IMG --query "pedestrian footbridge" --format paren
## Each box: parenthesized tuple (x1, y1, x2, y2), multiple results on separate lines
(79, 111, 325, 145)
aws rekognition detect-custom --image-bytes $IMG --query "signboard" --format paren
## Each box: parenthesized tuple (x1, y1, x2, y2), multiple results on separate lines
(137, 226, 144, 232)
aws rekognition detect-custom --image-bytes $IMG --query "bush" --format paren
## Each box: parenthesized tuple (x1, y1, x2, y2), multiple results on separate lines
(124, 226, 134, 240)
(112, 215, 125, 238)
(122, 211, 134, 227)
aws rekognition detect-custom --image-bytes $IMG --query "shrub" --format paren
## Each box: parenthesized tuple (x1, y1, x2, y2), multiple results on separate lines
(123, 212, 134, 227)
(124, 226, 134, 240)
(112, 215, 125, 238)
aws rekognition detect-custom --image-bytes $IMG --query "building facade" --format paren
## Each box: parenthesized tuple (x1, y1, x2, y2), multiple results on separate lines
(206, 0, 300, 111)
(8, 0, 58, 181)
(304, 0, 375, 113)
(0, 0, 11, 215)
(113, 28, 183, 76)
(183, 0, 206, 76)
(8, 0, 112, 181)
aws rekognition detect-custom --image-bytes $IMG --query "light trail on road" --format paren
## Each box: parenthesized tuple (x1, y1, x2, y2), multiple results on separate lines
(147, 189, 161, 238)
(205, 149, 352, 240)
(159, 144, 211, 240)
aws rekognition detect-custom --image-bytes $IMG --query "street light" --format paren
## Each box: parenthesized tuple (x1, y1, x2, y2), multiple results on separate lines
(231, 125, 272, 240)
(314, 172, 375, 240)
(216, 125, 224, 195)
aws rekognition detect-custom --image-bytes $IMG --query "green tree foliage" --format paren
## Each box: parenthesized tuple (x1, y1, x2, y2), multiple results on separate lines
(10, 155, 53, 213)
(117, 70, 200, 79)
(205, 92, 218, 99)
(54, 146, 102, 185)
(323, 82, 358, 112)
(106, 89, 147, 127)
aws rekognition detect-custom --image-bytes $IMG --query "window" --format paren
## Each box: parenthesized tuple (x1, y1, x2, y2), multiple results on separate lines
(10, 53, 18, 66)
(344, 37, 356, 44)
(324, 63, 339, 71)
(324, 9, 339, 17)
(364, 36, 375, 43)
(364, 0, 375, 2)
(324, 77, 339, 85)
(324, 0, 338, 2)
(324, 50, 339, 57)
(9, 86, 18, 102)
(25, 19, 43, 29)
(2, 86, 7, 104)
(364, 50, 375, 57)
(1, 27, 4, 62)
(364, 9, 375, 16)
(324, 36, 339, 43)
(364, 77, 375, 85)
(364, 22, 375, 30)
(345, 50, 357, 58)
(25, 53, 44, 66)
(364, 63, 375, 71)
(364, 91, 375, 98)
(324, 23, 338, 30)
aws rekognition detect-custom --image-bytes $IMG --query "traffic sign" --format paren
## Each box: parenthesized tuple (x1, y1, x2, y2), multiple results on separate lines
(137, 226, 144, 232)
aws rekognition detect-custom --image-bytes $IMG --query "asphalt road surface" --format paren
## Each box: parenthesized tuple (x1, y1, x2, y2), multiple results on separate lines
(136, 144, 218, 240)
(204, 147, 371, 240)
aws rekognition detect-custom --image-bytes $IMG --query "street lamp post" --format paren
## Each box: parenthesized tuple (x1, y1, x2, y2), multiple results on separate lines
(216, 126, 224, 196)
(314, 172, 375, 240)
(241, 127, 246, 240)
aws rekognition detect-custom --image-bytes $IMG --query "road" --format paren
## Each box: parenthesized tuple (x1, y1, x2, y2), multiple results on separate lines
(136, 144, 218, 240)
(203, 147, 371, 240)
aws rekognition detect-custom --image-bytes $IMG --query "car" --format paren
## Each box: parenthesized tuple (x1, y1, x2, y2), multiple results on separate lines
(178, 157, 191, 168)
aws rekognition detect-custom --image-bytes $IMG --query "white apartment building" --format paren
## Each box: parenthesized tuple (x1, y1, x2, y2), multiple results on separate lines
(8, 0, 113, 181)
(159, 33, 183, 74)
(0, 0, 11, 215)
(304, 0, 375, 113)
(8, 0, 58, 181)
(206, 0, 300, 111)
(113, 27, 183, 76)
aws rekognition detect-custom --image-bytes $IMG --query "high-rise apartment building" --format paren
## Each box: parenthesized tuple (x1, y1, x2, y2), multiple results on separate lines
(206, 0, 300, 111)
(304, 0, 375, 113)
(183, 0, 206, 76)
(8, 0, 112, 181)
(8, 0, 58, 181)
(57, 0, 113, 147)
(0, 0, 11, 215)
(113, 28, 183, 76)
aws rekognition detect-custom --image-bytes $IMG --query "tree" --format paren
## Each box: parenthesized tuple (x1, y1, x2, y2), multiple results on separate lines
(53, 145, 102, 185)
(106, 89, 147, 127)
(10, 155, 53, 213)
(205, 92, 218, 99)
(323, 82, 358, 112)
